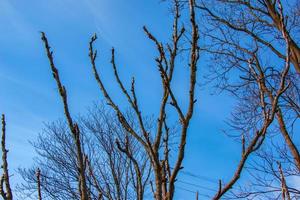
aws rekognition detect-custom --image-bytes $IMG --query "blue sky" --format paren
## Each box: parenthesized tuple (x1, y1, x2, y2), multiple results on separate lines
(0, 0, 241, 199)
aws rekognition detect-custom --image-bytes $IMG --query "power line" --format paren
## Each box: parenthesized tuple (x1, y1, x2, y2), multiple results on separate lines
(178, 171, 240, 192)
(176, 186, 211, 198)
(177, 186, 197, 194)
(170, 167, 239, 197)
(177, 168, 239, 190)
(178, 169, 218, 183)
(177, 180, 217, 192)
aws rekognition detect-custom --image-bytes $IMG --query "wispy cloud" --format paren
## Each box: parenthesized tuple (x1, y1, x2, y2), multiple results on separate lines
(82, 0, 114, 46)
(0, 1, 35, 43)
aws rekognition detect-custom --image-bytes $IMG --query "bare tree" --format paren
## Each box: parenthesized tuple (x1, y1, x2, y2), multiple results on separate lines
(82, 105, 152, 200)
(0, 114, 13, 200)
(18, 104, 151, 200)
(196, 0, 300, 199)
(87, 0, 199, 199)
(213, 48, 291, 199)
(18, 121, 85, 200)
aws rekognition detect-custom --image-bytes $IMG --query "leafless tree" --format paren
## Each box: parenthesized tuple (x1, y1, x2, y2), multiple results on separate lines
(82, 105, 152, 200)
(87, 0, 199, 199)
(18, 121, 87, 200)
(18, 104, 151, 200)
(196, 0, 300, 199)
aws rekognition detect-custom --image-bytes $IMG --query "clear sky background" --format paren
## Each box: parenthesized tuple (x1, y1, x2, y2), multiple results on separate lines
(0, 0, 242, 199)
